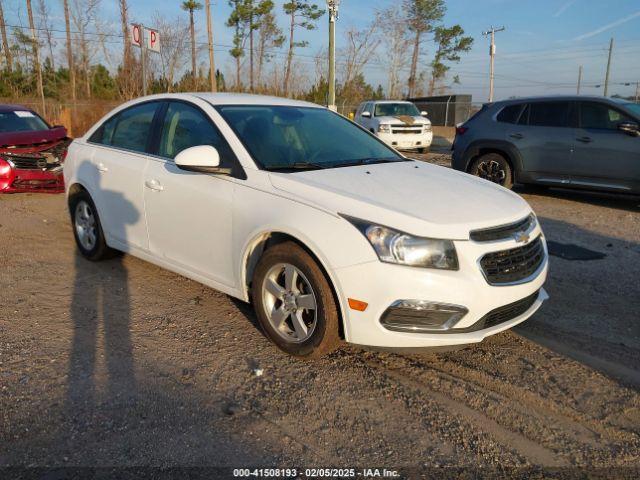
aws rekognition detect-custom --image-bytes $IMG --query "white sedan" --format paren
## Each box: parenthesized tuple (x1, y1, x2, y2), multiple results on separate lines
(64, 93, 548, 358)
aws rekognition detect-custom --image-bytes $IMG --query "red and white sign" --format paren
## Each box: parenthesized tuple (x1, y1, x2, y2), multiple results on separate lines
(130, 24, 160, 52)
(130, 24, 142, 48)
(146, 28, 160, 53)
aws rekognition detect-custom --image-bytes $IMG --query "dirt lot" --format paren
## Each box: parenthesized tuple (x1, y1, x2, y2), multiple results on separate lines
(1, 154, 639, 476)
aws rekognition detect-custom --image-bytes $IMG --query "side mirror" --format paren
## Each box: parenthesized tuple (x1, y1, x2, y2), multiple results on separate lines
(420, 111, 428, 117)
(174, 145, 231, 174)
(361, 111, 371, 118)
(618, 121, 639, 136)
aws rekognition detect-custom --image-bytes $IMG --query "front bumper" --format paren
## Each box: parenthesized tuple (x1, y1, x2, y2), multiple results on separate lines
(377, 131, 433, 150)
(334, 229, 548, 348)
(0, 168, 64, 194)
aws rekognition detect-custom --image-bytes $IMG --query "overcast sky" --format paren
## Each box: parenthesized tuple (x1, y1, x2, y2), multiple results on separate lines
(4, 0, 640, 101)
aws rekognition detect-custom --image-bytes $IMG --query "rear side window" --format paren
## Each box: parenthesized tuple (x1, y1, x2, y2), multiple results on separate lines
(525, 101, 571, 127)
(90, 102, 159, 153)
(496, 104, 523, 124)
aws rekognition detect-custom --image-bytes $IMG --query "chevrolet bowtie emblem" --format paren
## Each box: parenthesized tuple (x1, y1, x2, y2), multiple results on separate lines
(514, 231, 530, 244)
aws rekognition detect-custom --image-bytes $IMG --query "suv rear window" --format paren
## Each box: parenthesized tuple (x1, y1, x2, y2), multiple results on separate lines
(496, 104, 523, 124)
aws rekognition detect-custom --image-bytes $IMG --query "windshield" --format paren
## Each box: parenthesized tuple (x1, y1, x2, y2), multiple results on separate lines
(0, 111, 49, 133)
(622, 103, 640, 118)
(374, 103, 421, 117)
(216, 106, 404, 171)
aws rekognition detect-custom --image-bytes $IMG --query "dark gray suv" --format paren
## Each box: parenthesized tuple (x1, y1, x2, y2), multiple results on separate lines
(452, 96, 640, 193)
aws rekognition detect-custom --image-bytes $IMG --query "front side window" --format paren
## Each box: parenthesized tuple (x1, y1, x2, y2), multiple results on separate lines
(0, 110, 49, 133)
(527, 102, 571, 128)
(216, 106, 404, 171)
(158, 102, 233, 162)
(105, 102, 159, 153)
(374, 103, 421, 117)
(580, 102, 633, 130)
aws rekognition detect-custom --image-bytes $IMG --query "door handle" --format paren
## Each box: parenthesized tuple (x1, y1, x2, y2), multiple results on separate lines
(144, 179, 164, 191)
(576, 136, 592, 143)
(509, 133, 524, 139)
(97, 162, 108, 172)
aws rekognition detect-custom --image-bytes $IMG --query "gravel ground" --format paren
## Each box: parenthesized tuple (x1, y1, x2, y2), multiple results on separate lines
(1, 154, 639, 476)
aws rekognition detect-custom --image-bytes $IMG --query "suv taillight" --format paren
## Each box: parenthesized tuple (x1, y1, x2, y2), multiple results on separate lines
(456, 126, 468, 135)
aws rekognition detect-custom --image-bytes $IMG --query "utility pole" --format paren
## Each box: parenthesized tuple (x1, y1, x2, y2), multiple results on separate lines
(635, 81, 639, 103)
(26, 0, 45, 115)
(327, 0, 340, 111)
(577, 65, 583, 95)
(482, 26, 505, 102)
(603, 37, 613, 97)
(140, 25, 147, 96)
(0, 1, 12, 72)
(205, 0, 216, 92)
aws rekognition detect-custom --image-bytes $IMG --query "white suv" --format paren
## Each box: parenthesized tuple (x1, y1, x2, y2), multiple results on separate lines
(355, 100, 433, 153)
(64, 93, 548, 358)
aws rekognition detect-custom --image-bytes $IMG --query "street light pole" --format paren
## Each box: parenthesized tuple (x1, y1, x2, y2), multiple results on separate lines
(327, 0, 340, 111)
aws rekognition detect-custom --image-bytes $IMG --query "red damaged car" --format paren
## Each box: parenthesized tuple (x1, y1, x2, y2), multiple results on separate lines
(0, 104, 71, 193)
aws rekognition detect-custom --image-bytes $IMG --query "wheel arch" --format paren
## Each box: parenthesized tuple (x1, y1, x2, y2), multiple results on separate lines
(463, 140, 524, 182)
(241, 229, 348, 340)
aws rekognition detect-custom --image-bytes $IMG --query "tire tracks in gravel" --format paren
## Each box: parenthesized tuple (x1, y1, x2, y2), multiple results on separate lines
(355, 353, 567, 467)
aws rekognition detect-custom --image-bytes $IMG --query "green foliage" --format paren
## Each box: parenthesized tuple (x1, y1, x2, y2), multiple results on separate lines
(283, 1, 325, 29)
(404, 0, 446, 33)
(430, 24, 473, 84)
(181, 0, 203, 13)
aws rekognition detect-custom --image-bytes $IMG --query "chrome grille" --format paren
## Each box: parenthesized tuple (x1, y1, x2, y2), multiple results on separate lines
(6, 154, 47, 170)
(480, 236, 544, 285)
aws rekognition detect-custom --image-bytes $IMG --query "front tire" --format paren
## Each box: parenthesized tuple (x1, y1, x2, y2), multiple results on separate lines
(69, 190, 114, 261)
(470, 153, 513, 189)
(252, 241, 341, 358)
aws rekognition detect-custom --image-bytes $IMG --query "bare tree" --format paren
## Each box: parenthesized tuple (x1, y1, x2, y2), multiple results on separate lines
(71, 0, 100, 98)
(339, 17, 381, 99)
(119, 0, 131, 69)
(0, 1, 12, 72)
(205, 0, 216, 92)
(62, 0, 75, 101)
(36, 0, 55, 70)
(151, 11, 189, 92)
(380, 6, 410, 99)
(182, 0, 203, 87)
(26, 0, 45, 113)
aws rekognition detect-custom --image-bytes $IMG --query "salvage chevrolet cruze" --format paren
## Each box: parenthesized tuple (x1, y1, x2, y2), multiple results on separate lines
(64, 93, 548, 358)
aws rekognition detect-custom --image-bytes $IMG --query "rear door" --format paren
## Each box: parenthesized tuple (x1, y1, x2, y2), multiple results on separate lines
(87, 101, 162, 251)
(571, 101, 640, 191)
(503, 100, 575, 182)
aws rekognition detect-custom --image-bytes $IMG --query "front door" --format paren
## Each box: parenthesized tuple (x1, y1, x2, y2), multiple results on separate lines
(571, 101, 640, 191)
(143, 101, 238, 287)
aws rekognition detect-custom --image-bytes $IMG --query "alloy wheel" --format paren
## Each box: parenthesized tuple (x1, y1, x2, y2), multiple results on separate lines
(74, 200, 97, 251)
(261, 263, 318, 343)
(477, 160, 507, 185)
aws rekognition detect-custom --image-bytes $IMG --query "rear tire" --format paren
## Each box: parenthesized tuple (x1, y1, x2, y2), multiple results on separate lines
(252, 241, 341, 359)
(69, 190, 115, 261)
(470, 153, 513, 189)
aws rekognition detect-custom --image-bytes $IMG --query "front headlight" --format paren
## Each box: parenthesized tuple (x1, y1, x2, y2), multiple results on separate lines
(342, 216, 459, 270)
(378, 124, 391, 133)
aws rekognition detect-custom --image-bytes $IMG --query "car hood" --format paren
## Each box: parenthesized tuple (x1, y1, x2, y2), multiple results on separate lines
(269, 161, 532, 240)
(375, 115, 431, 126)
(0, 126, 67, 149)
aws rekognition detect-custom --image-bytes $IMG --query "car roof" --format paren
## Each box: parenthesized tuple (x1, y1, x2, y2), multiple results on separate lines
(184, 92, 321, 108)
(0, 104, 36, 113)
(493, 95, 622, 105)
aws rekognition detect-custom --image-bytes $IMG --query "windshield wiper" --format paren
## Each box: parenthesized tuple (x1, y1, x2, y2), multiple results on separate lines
(264, 162, 326, 171)
(336, 157, 406, 168)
